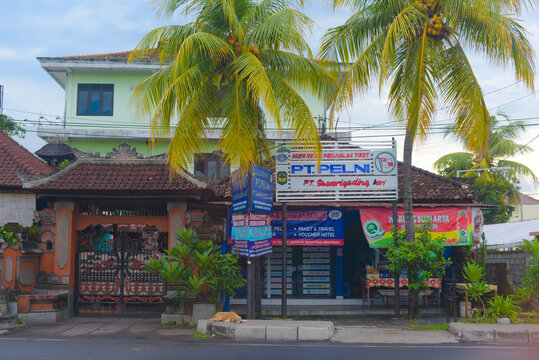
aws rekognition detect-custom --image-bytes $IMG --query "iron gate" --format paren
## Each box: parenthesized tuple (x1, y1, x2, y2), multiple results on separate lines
(75, 224, 167, 316)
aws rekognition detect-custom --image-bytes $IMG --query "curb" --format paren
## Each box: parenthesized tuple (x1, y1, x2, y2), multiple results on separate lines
(448, 323, 539, 343)
(198, 320, 335, 341)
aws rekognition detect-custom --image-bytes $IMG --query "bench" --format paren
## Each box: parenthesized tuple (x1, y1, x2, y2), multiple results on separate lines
(377, 289, 435, 307)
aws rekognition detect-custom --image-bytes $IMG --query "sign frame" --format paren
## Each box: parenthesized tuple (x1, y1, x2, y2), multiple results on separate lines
(275, 140, 398, 202)
(231, 164, 273, 214)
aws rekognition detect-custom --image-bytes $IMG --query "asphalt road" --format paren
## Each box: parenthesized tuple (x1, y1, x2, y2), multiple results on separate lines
(0, 337, 537, 360)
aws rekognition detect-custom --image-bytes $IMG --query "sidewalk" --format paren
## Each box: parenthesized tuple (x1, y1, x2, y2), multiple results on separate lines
(3, 313, 539, 344)
(3, 317, 194, 339)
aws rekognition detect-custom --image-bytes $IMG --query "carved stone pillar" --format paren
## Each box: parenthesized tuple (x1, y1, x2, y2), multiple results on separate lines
(167, 202, 187, 249)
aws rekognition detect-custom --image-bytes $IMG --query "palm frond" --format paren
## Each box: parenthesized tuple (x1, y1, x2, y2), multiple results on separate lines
(248, 8, 313, 56)
(498, 159, 539, 181)
(436, 41, 490, 159)
(449, 2, 535, 89)
(231, 52, 281, 130)
(129, 25, 198, 65)
(433, 152, 474, 177)
(267, 69, 321, 158)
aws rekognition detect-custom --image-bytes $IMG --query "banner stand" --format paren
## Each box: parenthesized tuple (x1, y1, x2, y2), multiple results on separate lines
(282, 202, 287, 318)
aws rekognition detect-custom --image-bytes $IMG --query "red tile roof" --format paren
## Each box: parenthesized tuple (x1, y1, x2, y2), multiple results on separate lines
(58, 51, 133, 61)
(211, 162, 477, 204)
(24, 159, 210, 194)
(54, 50, 160, 63)
(0, 132, 52, 189)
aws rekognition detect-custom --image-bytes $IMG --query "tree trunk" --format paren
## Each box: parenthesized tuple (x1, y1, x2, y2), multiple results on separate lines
(403, 131, 415, 243)
(403, 131, 418, 317)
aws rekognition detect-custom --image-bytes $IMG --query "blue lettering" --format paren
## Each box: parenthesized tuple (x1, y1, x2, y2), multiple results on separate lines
(320, 164, 330, 173)
(355, 164, 370, 173)
(291, 165, 303, 174)
(330, 164, 340, 173)
(304, 164, 315, 174)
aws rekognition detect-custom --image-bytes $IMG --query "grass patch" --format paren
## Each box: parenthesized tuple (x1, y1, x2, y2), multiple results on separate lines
(193, 331, 211, 339)
(407, 323, 449, 331)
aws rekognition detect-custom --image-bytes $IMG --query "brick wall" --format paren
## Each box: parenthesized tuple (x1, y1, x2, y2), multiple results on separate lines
(486, 250, 531, 288)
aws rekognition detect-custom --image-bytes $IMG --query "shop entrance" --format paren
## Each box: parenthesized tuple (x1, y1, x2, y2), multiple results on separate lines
(343, 210, 373, 298)
(75, 224, 167, 316)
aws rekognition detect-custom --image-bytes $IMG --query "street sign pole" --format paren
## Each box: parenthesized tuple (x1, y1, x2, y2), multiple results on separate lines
(281, 202, 287, 318)
(247, 254, 255, 319)
(393, 201, 400, 317)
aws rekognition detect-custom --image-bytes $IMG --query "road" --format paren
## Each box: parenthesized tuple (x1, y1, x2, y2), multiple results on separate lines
(0, 336, 537, 360)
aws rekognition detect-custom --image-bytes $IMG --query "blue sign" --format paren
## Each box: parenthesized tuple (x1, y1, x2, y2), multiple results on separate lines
(231, 213, 273, 258)
(271, 208, 344, 246)
(231, 171, 249, 214)
(251, 165, 273, 214)
(231, 165, 273, 214)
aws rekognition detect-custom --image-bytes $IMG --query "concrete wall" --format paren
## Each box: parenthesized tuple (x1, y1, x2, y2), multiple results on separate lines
(0, 192, 36, 227)
(486, 250, 531, 288)
(65, 72, 151, 130)
(510, 204, 539, 222)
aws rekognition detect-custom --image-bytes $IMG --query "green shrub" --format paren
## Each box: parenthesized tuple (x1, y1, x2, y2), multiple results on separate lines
(513, 238, 539, 312)
(144, 228, 245, 310)
(486, 296, 521, 323)
(462, 261, 490, 314)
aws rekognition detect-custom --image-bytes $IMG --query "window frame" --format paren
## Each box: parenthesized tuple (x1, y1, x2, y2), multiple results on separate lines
(194, 153, 230, 181)
(76, 83, 114, 116)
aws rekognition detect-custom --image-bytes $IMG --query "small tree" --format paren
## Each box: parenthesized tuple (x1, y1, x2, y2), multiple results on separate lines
(513, 238, 539, 312)
(0, 114, 25, 138)
(144, 228, 245, 311)
(462, 261, 490, 316)
(386, 225, 450, 318)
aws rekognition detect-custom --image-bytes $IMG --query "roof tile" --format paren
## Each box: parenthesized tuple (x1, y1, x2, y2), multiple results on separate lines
(26, 159, 208, 194)
(0, 132, 53, 189)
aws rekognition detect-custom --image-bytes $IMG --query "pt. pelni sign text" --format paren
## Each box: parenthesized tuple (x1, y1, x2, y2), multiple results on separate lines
(275, 141, 398, 202)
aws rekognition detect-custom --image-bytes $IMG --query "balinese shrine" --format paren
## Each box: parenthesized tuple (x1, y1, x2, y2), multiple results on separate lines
(3, 144, 227, 320)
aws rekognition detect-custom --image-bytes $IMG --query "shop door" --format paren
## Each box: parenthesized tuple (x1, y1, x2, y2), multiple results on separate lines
(75, 224, 167, 316)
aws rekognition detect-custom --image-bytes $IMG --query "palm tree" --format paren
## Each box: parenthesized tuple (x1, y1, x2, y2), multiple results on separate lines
(129, 0, 336, 174)
(434, 110, 537, 204)
(320, 0, 535, 243)
(320, 0, 535, 316)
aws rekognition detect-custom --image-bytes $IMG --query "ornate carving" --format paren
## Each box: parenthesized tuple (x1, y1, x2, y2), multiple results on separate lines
(105, 143, 144, 160)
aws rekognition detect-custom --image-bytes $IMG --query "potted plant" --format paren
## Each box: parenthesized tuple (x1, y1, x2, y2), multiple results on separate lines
(487, 296, 521, 324)
(0, 227, 17, 252)
(144, 229, 245, 324)
(461, 261, 490, 318)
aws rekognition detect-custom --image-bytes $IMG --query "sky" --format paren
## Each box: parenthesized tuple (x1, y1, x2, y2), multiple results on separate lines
(1, 0, 539, 195)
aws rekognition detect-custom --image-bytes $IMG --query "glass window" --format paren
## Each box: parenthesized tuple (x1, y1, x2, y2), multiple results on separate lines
(76, 85, 89, 115)
(193, 153, 229, 181)
(207, 160, 218, 180)
(194, 157, 205, 177)
(220, 161, 230, 177)
(77, 84, 114, 116)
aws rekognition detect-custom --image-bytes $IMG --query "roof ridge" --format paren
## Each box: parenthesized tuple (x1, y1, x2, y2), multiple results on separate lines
(56, 50, 133, 59)
(23, 157, 210, 191)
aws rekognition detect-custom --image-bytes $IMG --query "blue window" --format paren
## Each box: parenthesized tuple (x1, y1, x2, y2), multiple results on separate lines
(77, 84, 114, 116)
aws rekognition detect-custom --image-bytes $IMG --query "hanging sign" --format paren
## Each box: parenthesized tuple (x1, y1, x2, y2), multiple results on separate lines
(231, 213, 273, 257)
(359, 207, 478, 247)
(231, 165, 273, 214)
(275, 140, 397, 202)
(271, 208, 344, 246)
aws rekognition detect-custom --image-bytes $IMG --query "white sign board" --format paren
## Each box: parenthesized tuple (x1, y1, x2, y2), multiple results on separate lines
(275, 140, 398, 202)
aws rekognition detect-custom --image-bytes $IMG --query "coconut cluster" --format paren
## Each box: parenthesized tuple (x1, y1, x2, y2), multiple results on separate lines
(415, 0, 447, 38)
(224, 34, 260, 58)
